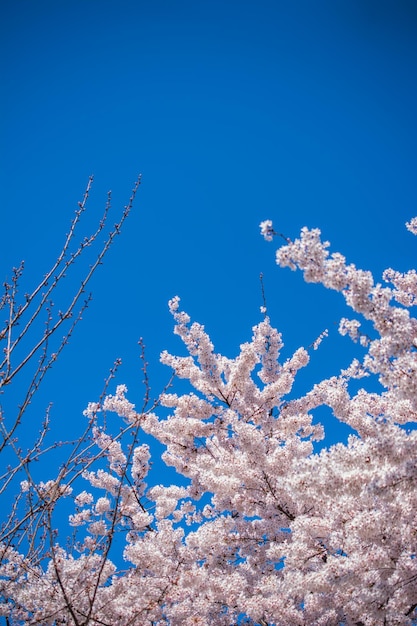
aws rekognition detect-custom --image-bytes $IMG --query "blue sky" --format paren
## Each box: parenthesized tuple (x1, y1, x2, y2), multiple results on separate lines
(1, 0, 417, 491)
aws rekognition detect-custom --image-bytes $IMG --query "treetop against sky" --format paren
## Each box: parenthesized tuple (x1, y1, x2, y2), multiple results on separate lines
(1, 0, 417, 623)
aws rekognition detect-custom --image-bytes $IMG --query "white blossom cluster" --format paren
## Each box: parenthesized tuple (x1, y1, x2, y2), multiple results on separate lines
(259, 219, 274, 241)
(102, 384, 138, 423)
(406, 216, 417, 236)
(1, 222, 417, 625)
(277, 226, 417, 407)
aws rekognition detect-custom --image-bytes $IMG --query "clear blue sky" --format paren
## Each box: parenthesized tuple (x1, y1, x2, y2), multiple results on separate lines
(1, 0, 417, 484)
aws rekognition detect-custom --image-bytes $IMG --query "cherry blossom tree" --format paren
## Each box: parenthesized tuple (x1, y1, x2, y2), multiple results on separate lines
(1, 207, 416, 625)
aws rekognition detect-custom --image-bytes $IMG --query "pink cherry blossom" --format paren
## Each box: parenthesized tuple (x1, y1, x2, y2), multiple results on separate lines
(1, 218, 416, 625)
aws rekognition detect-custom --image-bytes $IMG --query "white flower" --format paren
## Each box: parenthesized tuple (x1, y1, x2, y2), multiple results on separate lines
(260, 219, 274, 241)
(74, 490, 94, 506)
(406, 216, 417, 235)
(83, 402, 100, 418)
(95, 497, 111, 514)
(103, 385, 137, 423)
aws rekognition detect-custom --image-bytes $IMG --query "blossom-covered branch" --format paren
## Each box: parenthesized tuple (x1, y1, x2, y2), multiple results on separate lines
(1, 212, 416, 625)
